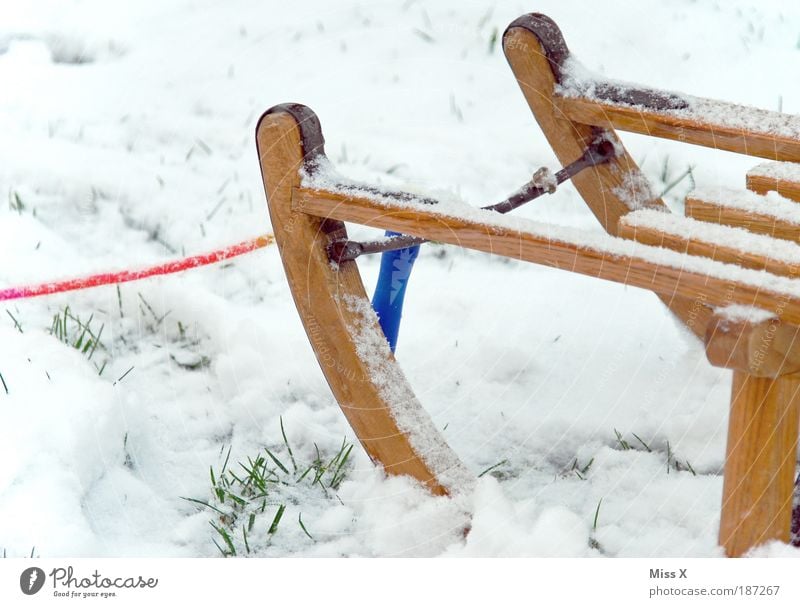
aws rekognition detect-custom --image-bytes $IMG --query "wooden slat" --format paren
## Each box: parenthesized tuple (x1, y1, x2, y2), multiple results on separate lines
(617, 215, 800, 278)
(293, 187, 800, 324)
(684, 197, 800, 244)
(556, 96, 800, 162)
(747, 162, 800, 202)
(719, 372, 800, 556)
(705, 314, 800, 378)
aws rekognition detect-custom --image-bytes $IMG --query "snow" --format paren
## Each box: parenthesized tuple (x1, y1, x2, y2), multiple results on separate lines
(612, 171, 659, 210)
(531, 166, 557, 194)
(691, 186, 800, 224)
(1, 0, 800, 558)
(713, 304, 776, 325)
(559, 57, 800, 140)
(341, 293, 473, 493)
(622, 208, 800, 265)
(748, 161, 800, 182)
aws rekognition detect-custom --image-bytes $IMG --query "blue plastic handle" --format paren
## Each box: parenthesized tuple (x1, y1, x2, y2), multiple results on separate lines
(371, 231, 420, 352)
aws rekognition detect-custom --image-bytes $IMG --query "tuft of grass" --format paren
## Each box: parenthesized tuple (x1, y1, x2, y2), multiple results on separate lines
(137, 292, 169, 326)
(183, 419, 353, 557)
(665, 440, 696, 475)
(614, 429, 698, 477)
(613, 428, 631, 451)
(49, 305, 108, 374)
(570, 457, 594, 480)
(297, 438, 354, 493)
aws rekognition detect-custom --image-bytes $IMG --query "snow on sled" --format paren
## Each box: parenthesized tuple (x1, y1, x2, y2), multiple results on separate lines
(255, 13, 800, 557)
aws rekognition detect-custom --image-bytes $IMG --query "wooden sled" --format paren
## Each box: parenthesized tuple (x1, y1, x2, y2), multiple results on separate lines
(256, 13, 800, 557)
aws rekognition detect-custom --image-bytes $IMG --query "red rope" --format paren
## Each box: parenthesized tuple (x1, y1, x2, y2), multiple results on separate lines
(0, 234, 275, 302)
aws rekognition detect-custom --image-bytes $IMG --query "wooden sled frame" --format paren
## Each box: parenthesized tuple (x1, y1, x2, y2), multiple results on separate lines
(256, 13, 800, 556)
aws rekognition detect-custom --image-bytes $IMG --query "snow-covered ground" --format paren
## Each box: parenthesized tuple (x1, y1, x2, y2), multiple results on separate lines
(1, 0, 799, 557)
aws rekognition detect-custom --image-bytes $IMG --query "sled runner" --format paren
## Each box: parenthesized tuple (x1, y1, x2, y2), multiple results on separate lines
(256, 13, 800, 557)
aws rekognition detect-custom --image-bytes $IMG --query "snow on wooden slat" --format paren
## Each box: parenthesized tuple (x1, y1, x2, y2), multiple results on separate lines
(554, 57, 800, 162)
(619, 208, 800, 278)
(294, 172, 800, 324)
(747, 161, 800, 202)
(685, 186, 800, 244)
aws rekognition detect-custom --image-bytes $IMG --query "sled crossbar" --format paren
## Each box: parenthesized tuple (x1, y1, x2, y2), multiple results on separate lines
(556, 96, 800, 162)
(328, 136, 618, 262)
(294, 186, 800, 324)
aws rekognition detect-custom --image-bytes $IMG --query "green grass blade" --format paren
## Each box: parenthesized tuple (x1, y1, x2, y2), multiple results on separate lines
(210, 522, 236, 556)
(631, 432, 652, 452)
(180, 496, 226, 517)
(242, 525, 250, 554)
(280, 416, 297, 473)
(268, 504, 286, 535)
(87, 323, 104, 360)
(263, 447, 289, 475)
(298, 512, 314, 540)
(477, 459, 508, 478)
(221, 445, 232, 475)
(593, 498, 603, 531)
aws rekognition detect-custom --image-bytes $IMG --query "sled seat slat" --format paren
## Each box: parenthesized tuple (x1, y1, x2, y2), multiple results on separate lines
(618, 209, 800, 278)
(747, 161, 800, 202)
(556, 95, 800, 162)
(684, 187, 800, 244)
(293, 186, 800, 324)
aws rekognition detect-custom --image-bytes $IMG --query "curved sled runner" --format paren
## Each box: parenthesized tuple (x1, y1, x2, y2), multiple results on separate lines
(257, 14, 800, 556)
(255, 105, 470, 496)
